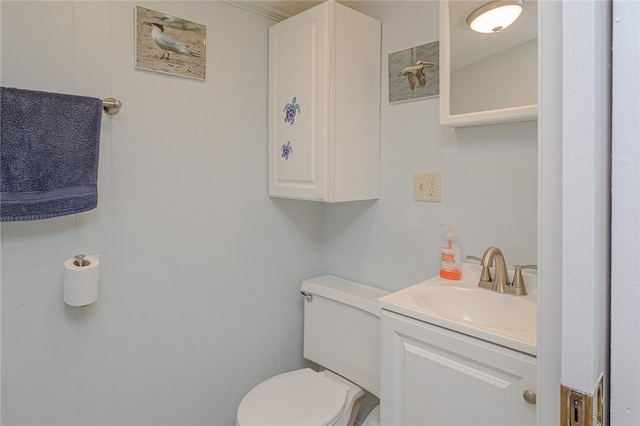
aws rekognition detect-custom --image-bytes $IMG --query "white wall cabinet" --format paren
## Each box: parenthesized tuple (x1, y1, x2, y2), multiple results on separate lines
(381, 310, 537, 426)
(268, 1, 381, 202)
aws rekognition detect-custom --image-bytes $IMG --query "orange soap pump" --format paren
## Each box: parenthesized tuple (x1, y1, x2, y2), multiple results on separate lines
(439, 224, 462, 280)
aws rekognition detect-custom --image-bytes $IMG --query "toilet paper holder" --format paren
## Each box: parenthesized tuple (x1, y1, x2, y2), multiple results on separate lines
(74, 254, 90, 267)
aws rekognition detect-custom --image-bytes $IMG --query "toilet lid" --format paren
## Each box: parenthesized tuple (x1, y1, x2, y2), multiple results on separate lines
(237, 368, 348, 426)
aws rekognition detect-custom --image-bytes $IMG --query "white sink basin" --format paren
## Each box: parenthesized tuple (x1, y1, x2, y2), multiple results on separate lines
(378, 263, 538, 355)
(417, 285, 536, 331)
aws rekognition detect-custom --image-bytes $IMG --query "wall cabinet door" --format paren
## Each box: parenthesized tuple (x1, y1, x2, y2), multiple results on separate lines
(381, 310, 537, 426)
(268, 2, 380, 202)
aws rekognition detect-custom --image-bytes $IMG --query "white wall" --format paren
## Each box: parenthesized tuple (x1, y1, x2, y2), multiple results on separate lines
(0, 1, 539, 425)
(1, 2, 321, 425)
(322, 1, 538, 291)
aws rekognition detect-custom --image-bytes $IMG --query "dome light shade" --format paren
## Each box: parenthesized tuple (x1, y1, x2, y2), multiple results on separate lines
(466, 0, 524, 34)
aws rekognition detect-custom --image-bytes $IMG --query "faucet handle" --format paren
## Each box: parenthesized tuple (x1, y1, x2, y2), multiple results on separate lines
(511, 264, 537, 296)
(467, 255, 493, 289)
(477, 269, 493, 289)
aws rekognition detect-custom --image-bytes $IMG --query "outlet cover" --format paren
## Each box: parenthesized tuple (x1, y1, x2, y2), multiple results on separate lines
(414, 172, 441, 202)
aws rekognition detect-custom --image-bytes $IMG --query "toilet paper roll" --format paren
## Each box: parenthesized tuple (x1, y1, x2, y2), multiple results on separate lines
(63, 255, 100, 306)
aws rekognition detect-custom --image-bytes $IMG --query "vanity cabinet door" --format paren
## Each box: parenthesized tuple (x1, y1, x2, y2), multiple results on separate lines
(268, 2, 380, 202)
(381, 310, 537, 426)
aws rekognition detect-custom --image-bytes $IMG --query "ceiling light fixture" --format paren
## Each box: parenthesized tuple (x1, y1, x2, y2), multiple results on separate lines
(466, 0, 524, 34)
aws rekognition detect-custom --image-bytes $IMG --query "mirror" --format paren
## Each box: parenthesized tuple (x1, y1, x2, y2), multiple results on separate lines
(440, 0, 538, 127)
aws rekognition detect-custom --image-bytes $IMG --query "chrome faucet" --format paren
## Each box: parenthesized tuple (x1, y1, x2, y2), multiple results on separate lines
(473, 246, 537, 296)
(479, 247, 509, 293)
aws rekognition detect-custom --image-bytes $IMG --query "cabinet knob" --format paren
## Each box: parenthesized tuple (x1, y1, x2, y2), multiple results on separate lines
(523, 389, 537, 405)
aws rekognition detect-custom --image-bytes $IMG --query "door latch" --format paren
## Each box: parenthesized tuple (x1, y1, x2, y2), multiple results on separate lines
(561, 384, 597, 426)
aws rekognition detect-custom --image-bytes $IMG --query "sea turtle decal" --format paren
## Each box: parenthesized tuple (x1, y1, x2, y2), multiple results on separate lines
(283, 97, 301, 124)
(281, 141, 293, 160)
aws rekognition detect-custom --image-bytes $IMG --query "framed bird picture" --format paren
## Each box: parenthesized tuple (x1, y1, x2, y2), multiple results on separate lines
(135, 6, 206, 80)
(389, 41, 439, 103)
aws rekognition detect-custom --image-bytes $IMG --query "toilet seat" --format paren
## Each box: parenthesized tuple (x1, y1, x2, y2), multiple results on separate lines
(236, 368, 350, 426)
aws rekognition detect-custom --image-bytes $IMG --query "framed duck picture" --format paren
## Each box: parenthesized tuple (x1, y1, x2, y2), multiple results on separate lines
(135, 6, 206, 80)
(389, 41, 439, 103)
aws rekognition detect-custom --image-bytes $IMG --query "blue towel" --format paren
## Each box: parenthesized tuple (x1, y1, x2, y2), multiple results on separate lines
(1, 87, 103, 221)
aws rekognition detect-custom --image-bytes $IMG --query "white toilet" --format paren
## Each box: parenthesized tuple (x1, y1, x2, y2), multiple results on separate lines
(236, 275, 389, 426)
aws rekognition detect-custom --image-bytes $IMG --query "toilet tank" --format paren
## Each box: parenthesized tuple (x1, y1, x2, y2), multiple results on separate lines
(301, 275, 389, 398)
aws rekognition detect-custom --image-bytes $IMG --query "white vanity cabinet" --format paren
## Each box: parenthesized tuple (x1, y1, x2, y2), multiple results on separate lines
(380, 310, 537, 426)
(268, 1, 381, 202)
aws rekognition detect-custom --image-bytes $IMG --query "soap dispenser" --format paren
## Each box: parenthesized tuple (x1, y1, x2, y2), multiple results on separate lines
(439, 224, 462, 280)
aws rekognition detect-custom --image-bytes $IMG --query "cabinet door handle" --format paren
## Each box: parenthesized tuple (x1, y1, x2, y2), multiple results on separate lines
(523, 390, 537, 405)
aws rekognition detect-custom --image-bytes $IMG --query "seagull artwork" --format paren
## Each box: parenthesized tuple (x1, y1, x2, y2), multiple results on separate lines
(399, 60, 436, 91)
(143, 21, 201, 60)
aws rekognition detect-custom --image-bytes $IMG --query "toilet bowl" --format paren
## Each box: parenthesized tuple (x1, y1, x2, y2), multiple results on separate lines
(236, 368, 364, 426)
(235, 275, 389, 426)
